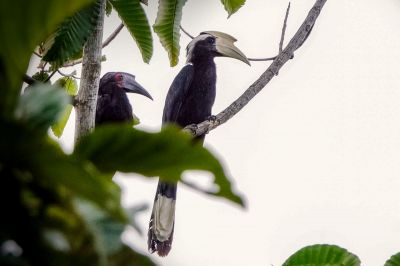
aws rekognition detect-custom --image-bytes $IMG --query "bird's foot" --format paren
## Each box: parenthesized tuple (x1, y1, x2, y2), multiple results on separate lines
(185, 124, 198, 135)
(206, 115, 217, 123)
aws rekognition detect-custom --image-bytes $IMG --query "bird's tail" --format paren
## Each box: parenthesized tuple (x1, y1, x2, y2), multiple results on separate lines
(148, 180, 177, 257)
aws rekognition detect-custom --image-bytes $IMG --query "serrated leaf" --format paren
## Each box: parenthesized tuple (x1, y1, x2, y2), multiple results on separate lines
(283, 244, 361, 266)
(220, 0, 246, 17)
(74, 124, 244, 206)
(0, 0, 94, 116)
(110, 0, 153, 63)
(385, 252, 400, 266)
(153, 0, 187, 66)
(15, 84, 70, 132)
(43, 0, 102, 66)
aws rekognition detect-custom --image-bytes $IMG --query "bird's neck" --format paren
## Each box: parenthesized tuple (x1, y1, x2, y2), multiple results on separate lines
(191, 57, 216, 77)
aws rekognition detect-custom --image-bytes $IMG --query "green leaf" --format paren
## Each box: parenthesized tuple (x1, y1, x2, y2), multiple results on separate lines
(385, 252, 400, 266)
(43, 0, 102, 66)
(110, 0, 153, 63)
(51, 78, 78, 138)
(220, 0, 246, 17)
(153, 0, 187, 66)
(74, 124, 244, 206)
(15, 84, 70, 132)
(0, 0, 94, 116)
(283, 244, 361, 266)
(51, 105, 73, 138)
(32, 71, 50, 82)
(55, 77, 79, 96)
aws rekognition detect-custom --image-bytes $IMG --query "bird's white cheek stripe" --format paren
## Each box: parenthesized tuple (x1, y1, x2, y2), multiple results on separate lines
(154, 195, 176, 242)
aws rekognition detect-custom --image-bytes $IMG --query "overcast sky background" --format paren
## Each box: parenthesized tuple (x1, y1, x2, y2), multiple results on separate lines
(29, 0, 400, 265)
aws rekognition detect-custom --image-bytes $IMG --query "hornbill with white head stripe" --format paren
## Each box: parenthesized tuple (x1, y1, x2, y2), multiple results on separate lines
(148, 31, 249, 256)
(96, 72, 153, 125)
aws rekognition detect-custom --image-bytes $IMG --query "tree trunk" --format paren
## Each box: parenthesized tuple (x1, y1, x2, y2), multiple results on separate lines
(75, 0, 106, 144)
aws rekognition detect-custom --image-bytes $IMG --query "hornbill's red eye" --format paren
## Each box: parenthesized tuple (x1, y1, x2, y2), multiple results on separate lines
(115, 73, 123, 81)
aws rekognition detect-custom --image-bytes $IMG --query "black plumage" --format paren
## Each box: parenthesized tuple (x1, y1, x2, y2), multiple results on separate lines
(96, 72, 152, 125)
(148, 31, 249, 257)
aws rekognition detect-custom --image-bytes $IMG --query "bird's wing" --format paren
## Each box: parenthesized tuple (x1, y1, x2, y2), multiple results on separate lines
(162, 64, 194, 124)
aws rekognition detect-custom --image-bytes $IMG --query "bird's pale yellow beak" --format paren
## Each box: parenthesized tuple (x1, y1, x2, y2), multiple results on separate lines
(202, 31, 250, 66)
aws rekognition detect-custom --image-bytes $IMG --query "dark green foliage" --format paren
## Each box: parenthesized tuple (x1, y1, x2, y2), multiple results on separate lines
(43, 0, 102, 66)
(283, 244, 361, 266)
(385, 252, 400, 266)
(0, 0, 93, 115)
(32, 71, 50, 82)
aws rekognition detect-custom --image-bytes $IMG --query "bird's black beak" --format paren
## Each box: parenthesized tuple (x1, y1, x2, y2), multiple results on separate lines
(202, 31, 250, 66)
(123, 75, 153, 100)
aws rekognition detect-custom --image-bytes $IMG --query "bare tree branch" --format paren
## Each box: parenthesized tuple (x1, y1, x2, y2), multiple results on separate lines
(184, 0, 328, 137)
(102, 23, 124, 48)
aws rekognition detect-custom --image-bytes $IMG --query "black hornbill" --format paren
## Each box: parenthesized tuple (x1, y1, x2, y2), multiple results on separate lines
(96, 72, 153, 125)
(148, 31, 249, 256)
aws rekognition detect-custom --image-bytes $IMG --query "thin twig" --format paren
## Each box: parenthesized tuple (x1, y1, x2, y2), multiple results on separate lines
(180, 180, 216, 196)
(33, 51, 42, 58)
(179, 3, 291, 63)
(180, 25, 194, 39)
(62, 58, 83, 68)
(184, 0, 328, 137)
(44, 70, 57, 82)
(279, 3, 291, 53)
(102, 23, 124, 48)
(57, 70, 80, 79)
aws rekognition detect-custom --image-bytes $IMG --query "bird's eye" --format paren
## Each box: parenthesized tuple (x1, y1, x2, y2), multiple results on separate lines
(115, 73, 123, 81)
(207, 37, 215, 44)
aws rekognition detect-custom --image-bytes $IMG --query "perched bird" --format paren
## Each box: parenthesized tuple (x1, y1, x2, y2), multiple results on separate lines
(96, 72, 153, 125)
(148, 31, 249, 256)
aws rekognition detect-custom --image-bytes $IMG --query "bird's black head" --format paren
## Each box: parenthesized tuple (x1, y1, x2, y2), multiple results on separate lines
(99, 72, 153, 100)
(186, 31, 250, 65)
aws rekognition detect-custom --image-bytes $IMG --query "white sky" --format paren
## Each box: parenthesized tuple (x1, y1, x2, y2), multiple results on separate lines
(30, 0, 400, 265)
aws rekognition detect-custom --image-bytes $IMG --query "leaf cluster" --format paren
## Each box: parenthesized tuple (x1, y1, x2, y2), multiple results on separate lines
(39, 0, 247, 68)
